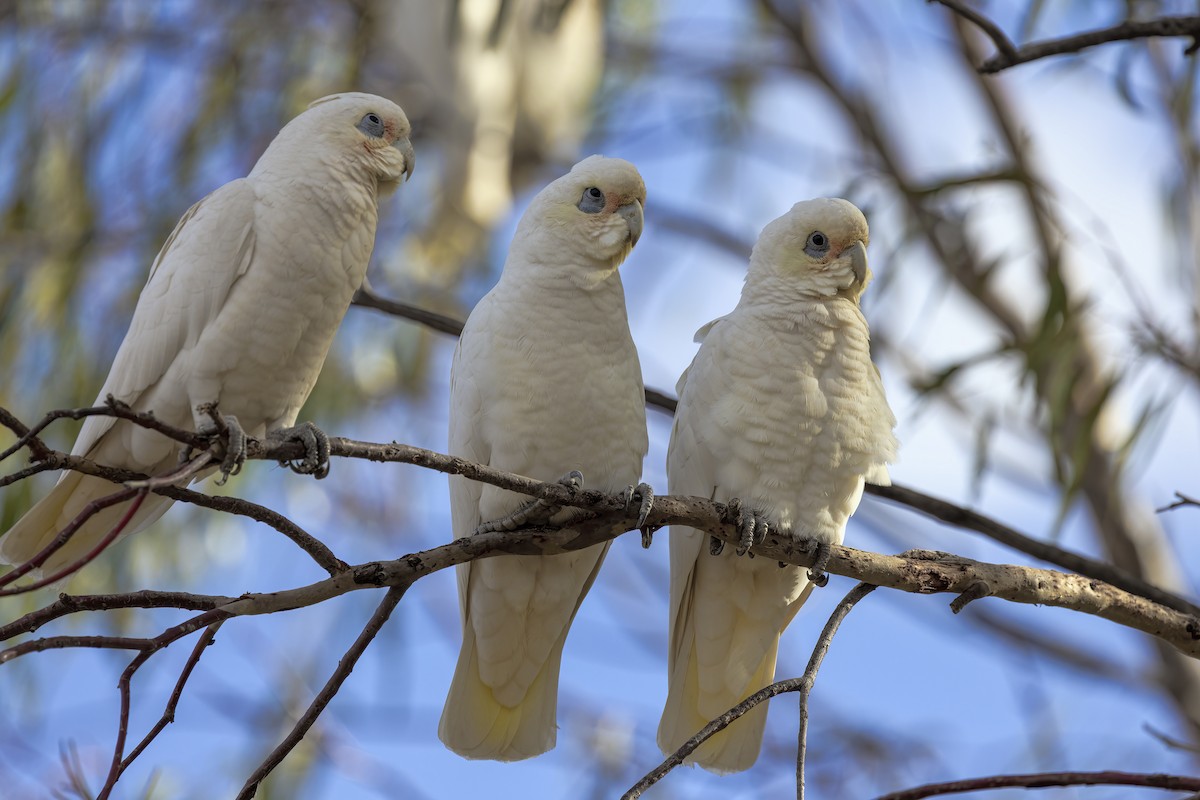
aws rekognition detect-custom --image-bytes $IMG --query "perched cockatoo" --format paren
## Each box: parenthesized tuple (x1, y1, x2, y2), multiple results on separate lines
(657, 198, 898, 774)
(440, 155, 649, 761)
(1, 92, 414, 578)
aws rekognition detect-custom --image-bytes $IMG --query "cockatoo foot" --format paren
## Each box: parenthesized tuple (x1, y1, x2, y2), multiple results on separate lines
(623, 482, 656, 547)
(476, 470, 586, 534)
(194, 403, 246, 486)
(807, 541, 831, 587)
(721, 498, 770, 557)
(268, 421, 331, 479)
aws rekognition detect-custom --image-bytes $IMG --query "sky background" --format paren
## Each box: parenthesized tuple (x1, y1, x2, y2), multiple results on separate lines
(1, 1, 1199, 798)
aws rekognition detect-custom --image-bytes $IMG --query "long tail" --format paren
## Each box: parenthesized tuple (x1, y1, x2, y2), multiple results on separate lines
(657, 625, 781, 775)
(438, 623, 567, 762)
(0, 471, 173, 579)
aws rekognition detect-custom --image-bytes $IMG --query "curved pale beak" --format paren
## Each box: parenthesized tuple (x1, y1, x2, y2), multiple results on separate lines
(844, 240, 868, 285)
(617, 199, 644, 246)
(394, 137, 416, 182)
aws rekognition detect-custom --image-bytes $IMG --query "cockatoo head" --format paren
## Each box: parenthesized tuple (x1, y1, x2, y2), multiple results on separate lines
(751, 198, 871, 301)
(514, 155, 646, 286)
(263, 92, 415, 194)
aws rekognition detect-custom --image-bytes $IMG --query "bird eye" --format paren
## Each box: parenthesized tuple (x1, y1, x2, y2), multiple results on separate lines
(578, 186, 605, 214)
(804, 231, 830, 257)
(356, 112, 386, 138)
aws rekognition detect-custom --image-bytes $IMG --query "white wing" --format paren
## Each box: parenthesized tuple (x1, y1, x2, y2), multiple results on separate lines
(73, 180, 258, 462)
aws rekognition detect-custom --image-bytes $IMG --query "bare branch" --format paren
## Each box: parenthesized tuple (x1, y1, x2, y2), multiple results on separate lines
(874, 770, 1200, 799)
(927, 0, 1017, 61)
(0, 590, 229, 641)
(0, 487, 148, 595)
(352, 283, 466, 338)
(0, 397, 204, 465)
(1158, 492, 1200, 513)
(118, 621, 223, 777)
(930, 2, 1200, 73)
(0, 635, 153, 663)
(870, 483, 1200, 618)
(235, 586, 406, 799)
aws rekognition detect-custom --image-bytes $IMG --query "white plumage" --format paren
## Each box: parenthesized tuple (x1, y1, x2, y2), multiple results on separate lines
(657, 198, 898, 773)
(1, 92, 414, 577)
(439, 155, 648, 761)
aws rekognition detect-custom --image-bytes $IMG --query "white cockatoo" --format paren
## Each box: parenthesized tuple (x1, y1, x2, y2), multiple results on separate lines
(1, 92, 414, 577)
(657, 198, 898, 774)
(440, 155, 649, 761)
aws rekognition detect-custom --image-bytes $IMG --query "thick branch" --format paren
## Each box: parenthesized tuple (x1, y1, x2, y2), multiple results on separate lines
(870, 483, 1200, 618)
(10, 493, 1195, 663)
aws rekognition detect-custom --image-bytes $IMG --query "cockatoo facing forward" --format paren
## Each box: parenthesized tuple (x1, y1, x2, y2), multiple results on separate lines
(657, 198, 898, 774)
(440, 156, 649, 761)
(1, 92, 414, 577)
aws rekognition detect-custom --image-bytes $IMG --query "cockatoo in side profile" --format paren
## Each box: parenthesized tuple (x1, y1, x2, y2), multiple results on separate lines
(1, 92, 415, 578)
(439, 155, 649, 761)
(657, 198, 898, 774)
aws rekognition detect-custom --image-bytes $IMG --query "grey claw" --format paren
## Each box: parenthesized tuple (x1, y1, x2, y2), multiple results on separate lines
(709, 535, 725, 556)
(216, 415, 246, 485)
(269, 421, 331, 479)
(633, 483, 654, 530)
(730, 499, 768, 557)
(195, 404, 246, 486)
(808, 541, 832, 587)
(624, 482, 656, 547)
(476, 469, 585, 534)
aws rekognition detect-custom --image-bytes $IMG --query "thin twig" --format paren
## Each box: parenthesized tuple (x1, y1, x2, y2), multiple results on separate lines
(933, 2, 1200, 73)
(873, 769, 1200, 799)
(235, 586, 406, 799)
(622, 583, 876, 799)
(0, 590, 229, 640)
(0, 397, 204, 465)
(1158, 491, 1200, 513)
(927, 0, 1017, 59)
(980, 16, 1200, 73)
(0, 635, 153, 663)
(797, 583, 877, 799)
(119, 621, 224, 775)
(0, 488, 148, 595)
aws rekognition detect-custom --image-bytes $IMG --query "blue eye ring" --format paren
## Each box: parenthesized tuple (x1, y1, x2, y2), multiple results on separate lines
(805, 230, 830, 257)
(578, 186, 605, 214)
(357, 112, 386, 138)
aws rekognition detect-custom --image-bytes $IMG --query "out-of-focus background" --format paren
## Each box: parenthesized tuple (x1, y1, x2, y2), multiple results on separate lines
(1, 1, 1199, 797)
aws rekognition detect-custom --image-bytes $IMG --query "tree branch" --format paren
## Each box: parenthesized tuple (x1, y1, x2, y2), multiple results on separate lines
(117, 621, 223, 776)
(874, 770, 1200, 799)
(870, 483, 1200, 618)
(235, 585, 406, 799)
(930, 3, 1200, 73)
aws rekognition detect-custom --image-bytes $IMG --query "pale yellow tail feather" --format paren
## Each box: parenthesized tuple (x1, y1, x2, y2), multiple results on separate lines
(438, 623, 567, 761)
(658, 634, 781, 775)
